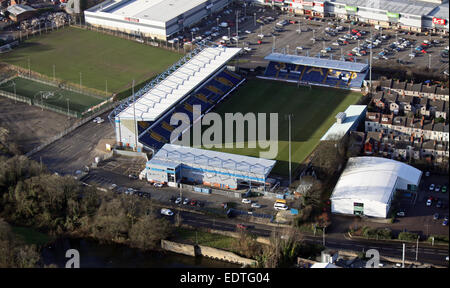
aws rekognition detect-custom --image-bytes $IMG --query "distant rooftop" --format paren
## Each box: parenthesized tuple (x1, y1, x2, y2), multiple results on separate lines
(87, 0, 208, 23)
(6, 4, 35, 16)
(328, 0, 449, 19)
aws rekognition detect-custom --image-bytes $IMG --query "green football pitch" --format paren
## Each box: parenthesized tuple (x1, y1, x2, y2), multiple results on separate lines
(198, 79, 362, 176)
(1, 27, 181, 93)
(0, 77, 102, 113)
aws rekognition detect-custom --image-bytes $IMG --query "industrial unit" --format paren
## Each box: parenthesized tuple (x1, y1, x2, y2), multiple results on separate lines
(84, 0, 231, 40)
(330, 156, 422, 218)
(145, 143, 277, 190)
(249, 0, 449, 33)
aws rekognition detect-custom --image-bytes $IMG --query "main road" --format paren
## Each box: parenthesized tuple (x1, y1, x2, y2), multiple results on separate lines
(177, 209, 448, 267)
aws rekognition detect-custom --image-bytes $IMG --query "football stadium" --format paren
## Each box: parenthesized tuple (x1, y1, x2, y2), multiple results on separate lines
(111, 41, 364, 179)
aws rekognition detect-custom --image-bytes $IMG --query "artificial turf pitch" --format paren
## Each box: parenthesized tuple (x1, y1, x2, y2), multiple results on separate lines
(0, 77, 102, 113)
(1, 26, 181, 93)
(199, 79, 362, 176)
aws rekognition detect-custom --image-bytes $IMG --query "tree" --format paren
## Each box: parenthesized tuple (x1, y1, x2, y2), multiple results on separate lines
(128, 214, 172, 250)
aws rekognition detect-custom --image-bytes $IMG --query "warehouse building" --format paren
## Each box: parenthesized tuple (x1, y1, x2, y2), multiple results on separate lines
(330, 157, 422, 218)
(145, 143, 277, 190)
(84, 0, 231, 40)
(251, 0, 449, 33)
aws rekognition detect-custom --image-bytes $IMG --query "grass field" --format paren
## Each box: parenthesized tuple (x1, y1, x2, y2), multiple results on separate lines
(200, 79, 362, 176)
(0, 77, 102, 113)
(1, 27, 181, 93)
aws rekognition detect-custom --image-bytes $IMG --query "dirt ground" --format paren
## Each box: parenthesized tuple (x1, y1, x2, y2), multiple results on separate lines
(0, 96, 76, 153)
(30, 111, 115, 175)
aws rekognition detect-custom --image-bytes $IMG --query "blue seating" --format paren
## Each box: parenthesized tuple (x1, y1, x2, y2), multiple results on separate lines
(138, 69, 241, 149)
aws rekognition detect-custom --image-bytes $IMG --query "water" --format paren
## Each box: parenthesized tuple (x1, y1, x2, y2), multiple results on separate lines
(41, 238, 241, 268)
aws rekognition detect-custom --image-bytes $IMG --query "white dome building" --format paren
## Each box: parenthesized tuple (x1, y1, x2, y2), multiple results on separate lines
(330, 157, 422, 218)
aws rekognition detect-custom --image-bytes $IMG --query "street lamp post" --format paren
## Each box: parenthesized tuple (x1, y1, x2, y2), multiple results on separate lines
(254, 13, 256, 26)
(228, 27, 230, 40)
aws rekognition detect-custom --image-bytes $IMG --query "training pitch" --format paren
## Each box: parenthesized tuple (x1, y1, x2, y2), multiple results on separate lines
(1, 27, 181, 93)
(0, 77, 102, 113)
(201, 79, 362, 176)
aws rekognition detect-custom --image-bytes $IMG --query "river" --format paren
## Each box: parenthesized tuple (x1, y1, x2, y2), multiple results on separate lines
(40, 238, 241, 268)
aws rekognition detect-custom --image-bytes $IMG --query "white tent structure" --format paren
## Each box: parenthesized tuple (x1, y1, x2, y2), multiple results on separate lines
(330, 157, 422, 218)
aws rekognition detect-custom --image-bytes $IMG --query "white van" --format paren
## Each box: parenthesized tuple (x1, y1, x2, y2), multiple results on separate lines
(274, 202, 289, 210)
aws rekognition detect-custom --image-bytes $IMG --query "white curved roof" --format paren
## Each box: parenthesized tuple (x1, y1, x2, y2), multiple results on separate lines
(118, 47, 241, 121)
(331, 157, 422, 204)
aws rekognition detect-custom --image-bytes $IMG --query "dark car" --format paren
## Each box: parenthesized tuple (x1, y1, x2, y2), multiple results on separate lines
(236, 224, 248, 230)
(190, 199, 197, 206)
(196, 201, 204, 207)
(433, 213, 440, 220)
(437, 200, 443, 208)
(169, 196, 176, 202)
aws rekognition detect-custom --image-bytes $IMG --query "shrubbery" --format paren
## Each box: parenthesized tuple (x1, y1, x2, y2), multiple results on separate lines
(397, 232, 419, 242)
(361, 226, 392, 240)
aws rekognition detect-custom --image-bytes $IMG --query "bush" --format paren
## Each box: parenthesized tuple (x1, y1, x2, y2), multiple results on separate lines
(398, 232, 419, 242)
(361, 226, 392, 240)
(428, 235, 449, 244)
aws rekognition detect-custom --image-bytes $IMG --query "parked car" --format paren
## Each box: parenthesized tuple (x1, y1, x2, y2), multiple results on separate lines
(396, 211, 406, 217)
(190, 199, 198, 206)
(175, 197, 182, 204)
(242, 198, 251, 204)
(251, 203, 261, 209)
(93, 117, 104, 124)
(128, 174, 138, 180)
(429, 184, 435, 191)
(443, 219, 448, 226)
(426, 199, 432, 206)
(160, 208, 174, 216)
(433, 213, 440, 220)
(441, 185, 447, 193)
(109, 183, 117, 190)
(183, 198, 189, 205)
(437, 200, 443, 208)
(435, 185, 441, 192)
(153, 182, 163, 188)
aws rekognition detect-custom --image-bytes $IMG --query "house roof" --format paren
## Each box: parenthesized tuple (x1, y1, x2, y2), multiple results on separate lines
(331, 157, 422, 204)
(6, 4, 35, 16)
(392, 80, 406, 90)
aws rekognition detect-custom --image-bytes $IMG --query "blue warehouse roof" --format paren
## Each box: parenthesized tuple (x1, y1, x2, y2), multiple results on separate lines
(264, 53, 369, 73)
